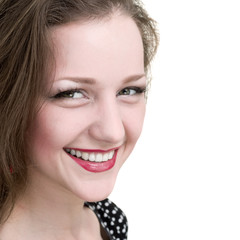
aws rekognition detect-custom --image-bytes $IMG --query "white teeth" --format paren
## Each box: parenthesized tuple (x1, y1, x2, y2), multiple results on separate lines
(82, 152, 89, 161)
(70, 149, 75, 155)
(103, 153, 109, 162)
(89, 153, 95, 162)
(66, 149, 116, 163)
(108, 151, 114, 159)
(96, 153, 103, 162)
(76, 150, 81, 158)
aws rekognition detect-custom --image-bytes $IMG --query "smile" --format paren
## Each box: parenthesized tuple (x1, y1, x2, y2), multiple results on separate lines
(65, 148, 115, 163)
(64, 148, 118, 173)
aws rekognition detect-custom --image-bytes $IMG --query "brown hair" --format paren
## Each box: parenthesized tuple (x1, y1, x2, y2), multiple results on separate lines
(0, 0, 159, 223)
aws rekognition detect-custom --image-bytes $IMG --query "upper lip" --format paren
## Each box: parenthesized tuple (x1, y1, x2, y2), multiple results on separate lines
(64, 147, 119, 153)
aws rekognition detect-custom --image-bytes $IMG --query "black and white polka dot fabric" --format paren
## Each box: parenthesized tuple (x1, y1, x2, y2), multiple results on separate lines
(85, 199, 128, 240)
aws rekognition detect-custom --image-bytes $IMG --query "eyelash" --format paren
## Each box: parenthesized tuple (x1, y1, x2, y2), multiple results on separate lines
(52, 87, 146, 99)
(117, 87, 146, 96)
(52, 88, 85, 99)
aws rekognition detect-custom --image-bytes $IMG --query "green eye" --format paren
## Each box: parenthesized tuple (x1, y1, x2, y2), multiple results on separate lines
(54, 90, 84, 99)
(118, 88, 134, 95)
(117, 87, 145, 96)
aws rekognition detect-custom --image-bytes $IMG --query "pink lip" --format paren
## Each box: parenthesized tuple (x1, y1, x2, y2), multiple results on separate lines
(65, 149, 118, 173)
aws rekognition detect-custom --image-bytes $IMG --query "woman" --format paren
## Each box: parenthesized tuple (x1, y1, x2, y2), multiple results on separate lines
(0, 0, 158, 239)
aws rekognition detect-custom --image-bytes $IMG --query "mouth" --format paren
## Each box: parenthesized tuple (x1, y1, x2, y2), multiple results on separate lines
(64, 148, 118, 173)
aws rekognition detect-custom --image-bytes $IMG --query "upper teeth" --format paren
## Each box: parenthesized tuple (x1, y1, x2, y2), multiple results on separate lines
(65, 149, 115, 163)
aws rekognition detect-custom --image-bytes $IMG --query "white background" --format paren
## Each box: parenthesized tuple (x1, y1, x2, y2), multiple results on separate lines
(110, 0, 240, 239)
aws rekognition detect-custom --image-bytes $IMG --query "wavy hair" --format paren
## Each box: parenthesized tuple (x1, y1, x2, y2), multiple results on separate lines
(0, 0, 159, 223)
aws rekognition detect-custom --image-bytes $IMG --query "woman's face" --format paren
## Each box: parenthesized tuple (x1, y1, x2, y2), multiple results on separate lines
(28, 13, 146, 201)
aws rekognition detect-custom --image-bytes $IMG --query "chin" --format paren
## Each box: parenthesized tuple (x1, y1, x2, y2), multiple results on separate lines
(71, 173, 118, 203)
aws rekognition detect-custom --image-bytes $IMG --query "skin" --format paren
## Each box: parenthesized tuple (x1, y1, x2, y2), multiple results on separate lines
(0, 12, 146, 239)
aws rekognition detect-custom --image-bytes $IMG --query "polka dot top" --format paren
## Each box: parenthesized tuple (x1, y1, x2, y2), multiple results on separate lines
(84, 199, 128, 240)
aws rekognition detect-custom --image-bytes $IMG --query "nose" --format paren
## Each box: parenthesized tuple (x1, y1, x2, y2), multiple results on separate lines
(88, 98, 125, 145)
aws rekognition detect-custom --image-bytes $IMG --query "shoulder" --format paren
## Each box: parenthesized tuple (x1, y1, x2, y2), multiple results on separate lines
(85, 199, 128, 240)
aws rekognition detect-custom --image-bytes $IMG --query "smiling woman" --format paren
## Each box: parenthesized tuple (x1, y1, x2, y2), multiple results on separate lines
(0, 0, 158, 239)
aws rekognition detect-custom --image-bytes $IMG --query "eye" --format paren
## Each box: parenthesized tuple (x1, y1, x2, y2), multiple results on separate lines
(53, 89, 85, 99)
(117, 87, 146, 96)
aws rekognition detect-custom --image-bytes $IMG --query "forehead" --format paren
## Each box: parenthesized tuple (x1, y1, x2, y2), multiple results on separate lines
(49, 13, 144, 83)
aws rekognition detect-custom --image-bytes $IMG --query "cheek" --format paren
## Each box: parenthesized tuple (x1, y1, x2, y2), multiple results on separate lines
(124, 103, 146, 142)
(27, 106, 77, 160)
(27, 116, 58, 165)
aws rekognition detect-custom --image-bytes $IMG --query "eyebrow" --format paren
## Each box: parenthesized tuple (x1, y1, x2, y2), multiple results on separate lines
(56, 74, 146, 85)
(122, 74, 146, 83)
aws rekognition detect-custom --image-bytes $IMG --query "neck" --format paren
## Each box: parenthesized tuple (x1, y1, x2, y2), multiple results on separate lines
(21, 169, 86, 227)
(2, 169, 100, 239)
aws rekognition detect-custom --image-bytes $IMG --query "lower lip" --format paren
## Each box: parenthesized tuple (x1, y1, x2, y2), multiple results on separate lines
(67, 150, 118, 173)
